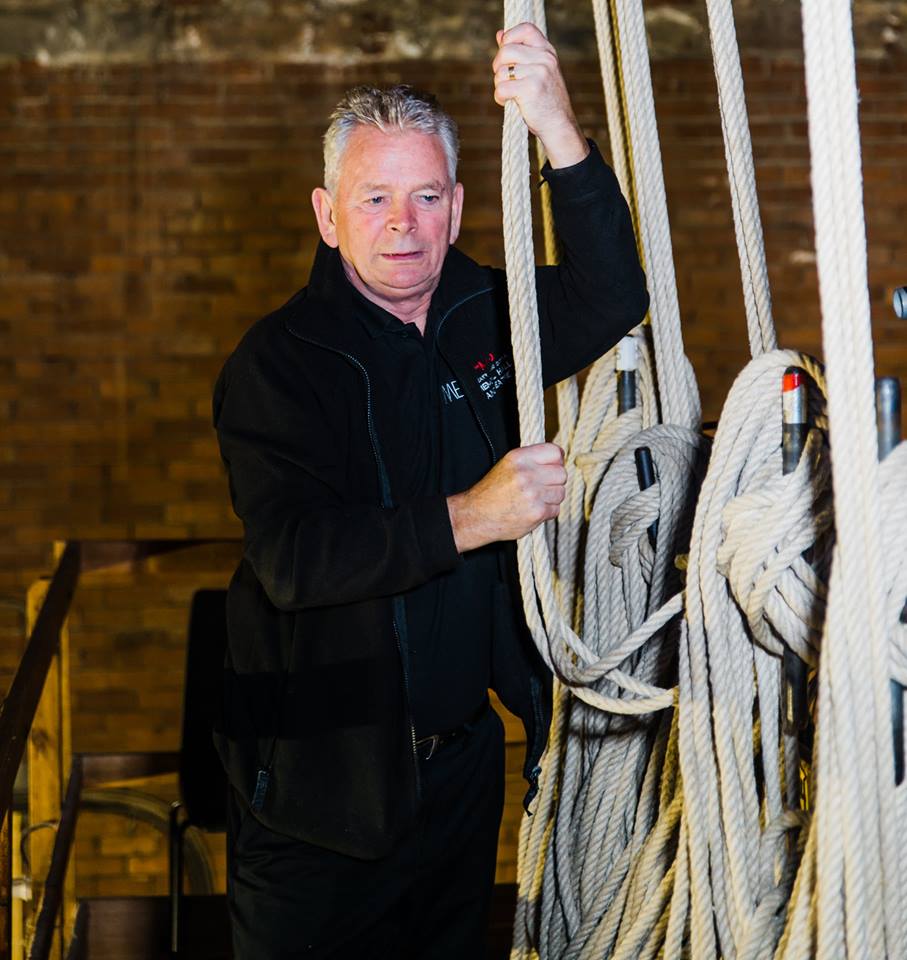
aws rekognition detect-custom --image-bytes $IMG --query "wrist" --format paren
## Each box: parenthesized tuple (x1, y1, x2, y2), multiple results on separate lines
(537, 122, 589, 169)
(447, 492, 470, 554)
(447, 491, 491, 554)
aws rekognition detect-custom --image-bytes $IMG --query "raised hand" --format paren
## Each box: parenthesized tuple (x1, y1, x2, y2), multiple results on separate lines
(492, 21, 589, 169)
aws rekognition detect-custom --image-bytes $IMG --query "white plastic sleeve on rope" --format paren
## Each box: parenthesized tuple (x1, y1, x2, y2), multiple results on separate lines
(617, 335, 639, 372)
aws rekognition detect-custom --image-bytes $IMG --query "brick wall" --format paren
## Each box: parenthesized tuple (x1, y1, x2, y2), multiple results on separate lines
(3, 54, 907, 897)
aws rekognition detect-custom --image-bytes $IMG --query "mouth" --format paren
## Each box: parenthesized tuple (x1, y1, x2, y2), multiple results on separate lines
(381, 251, 423, 261)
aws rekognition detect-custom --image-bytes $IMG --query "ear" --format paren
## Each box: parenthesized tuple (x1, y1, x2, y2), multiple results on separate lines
(311, 187, 339, 248)
(449, 182, 465, 245)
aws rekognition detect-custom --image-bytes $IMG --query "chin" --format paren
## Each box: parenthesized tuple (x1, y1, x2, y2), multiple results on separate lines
(376, 270, 433, 294)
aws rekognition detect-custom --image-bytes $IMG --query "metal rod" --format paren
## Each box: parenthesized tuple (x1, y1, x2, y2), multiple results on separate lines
(616, 336, 637, 415)
(876, 377, 901, 460)
(893, 286, 907, 320)
(781, 368, 810, 735)
(876, 376, 905, 785)
(634, 447, 658, 549)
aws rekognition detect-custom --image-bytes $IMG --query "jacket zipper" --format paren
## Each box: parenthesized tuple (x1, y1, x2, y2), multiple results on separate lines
(286, 329, 421, 792)
(435, 287, 498, 465)
(288, 284, 498, 796)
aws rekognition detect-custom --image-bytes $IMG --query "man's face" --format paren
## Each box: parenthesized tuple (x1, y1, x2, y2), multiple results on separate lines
(312, 126, 464, 313)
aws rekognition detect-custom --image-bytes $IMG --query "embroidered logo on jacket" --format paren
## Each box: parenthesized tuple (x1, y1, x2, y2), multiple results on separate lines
(474, 352, 513, 400)
(441, 379, 465, 404)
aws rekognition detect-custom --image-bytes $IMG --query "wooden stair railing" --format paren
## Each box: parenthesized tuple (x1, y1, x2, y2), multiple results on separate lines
(1, 538, 238, 960)
(1, 542, 81, 960)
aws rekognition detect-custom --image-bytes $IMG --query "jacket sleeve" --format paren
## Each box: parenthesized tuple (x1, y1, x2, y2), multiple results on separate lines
(534, 139, 649, 388)
(213, 344, 461, 612)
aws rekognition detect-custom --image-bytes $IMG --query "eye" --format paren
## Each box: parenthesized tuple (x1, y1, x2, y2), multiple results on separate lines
(365, 196, 385, 206)
(418, 194, 440, 204)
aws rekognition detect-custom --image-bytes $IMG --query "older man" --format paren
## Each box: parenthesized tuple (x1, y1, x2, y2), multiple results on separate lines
(213, 21, 647, 960)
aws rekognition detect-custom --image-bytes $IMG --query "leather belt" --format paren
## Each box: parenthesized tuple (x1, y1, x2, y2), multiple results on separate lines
(415, 699, 489, 761)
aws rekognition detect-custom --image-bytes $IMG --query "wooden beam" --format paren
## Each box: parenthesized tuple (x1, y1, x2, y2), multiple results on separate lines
(79, 538, 239, 574)
(11, 812, 23, 960)
(0, 811, 10, 960)
(52, 545, 74, 951)
(0, 543, 80, 821)
(80, 753, 180, 789)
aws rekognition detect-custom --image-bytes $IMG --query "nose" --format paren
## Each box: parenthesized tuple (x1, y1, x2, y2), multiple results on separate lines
(386, 197, 416, 233)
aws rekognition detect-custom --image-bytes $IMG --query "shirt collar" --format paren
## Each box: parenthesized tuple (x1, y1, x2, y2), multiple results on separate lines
(350, 283, 418, 339)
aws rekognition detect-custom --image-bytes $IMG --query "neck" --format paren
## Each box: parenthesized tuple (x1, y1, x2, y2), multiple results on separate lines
(341, 257, 432, 335)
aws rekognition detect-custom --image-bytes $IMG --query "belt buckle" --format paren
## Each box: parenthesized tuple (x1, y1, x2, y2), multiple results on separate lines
(418, 734, 440, 760)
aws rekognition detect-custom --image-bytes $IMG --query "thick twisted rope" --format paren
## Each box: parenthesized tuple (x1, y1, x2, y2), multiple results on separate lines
(704, 0, 776, 357)
(501, 0, 697, 709)
(514, 345, 833, 958)
(594, 0, 700, 430)
(775, 2, 907, 957)
(508, 0, 706, 954)
(506, 0, 906, 957)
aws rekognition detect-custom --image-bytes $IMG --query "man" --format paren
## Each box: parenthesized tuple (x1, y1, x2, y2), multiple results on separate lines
(213, 21, 647, 959)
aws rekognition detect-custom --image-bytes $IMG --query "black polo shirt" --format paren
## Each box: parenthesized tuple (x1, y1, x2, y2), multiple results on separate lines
(353, 286, 498, 738)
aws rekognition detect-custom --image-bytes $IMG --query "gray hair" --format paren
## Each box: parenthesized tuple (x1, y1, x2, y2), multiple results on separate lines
(322, 84, 459, 195)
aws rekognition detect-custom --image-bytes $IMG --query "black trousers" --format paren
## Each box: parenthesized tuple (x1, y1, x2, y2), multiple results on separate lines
(227, 706, 506, 959)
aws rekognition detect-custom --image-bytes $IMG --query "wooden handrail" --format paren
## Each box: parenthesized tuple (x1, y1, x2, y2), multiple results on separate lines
(0, 543, 81, 822)
(0, 536, 241, 959)
(79, 537, 239, 574)
(27, 757, 82, 960)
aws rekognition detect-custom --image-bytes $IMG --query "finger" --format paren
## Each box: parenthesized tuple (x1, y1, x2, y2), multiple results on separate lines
(507, 443, 563, 469)
(493, 76, 526, 109)
(492, 43, 554, 75)
(531, 459, 567, 481)
(540, 485, 566, 505)
(499, 22, 551, 50)
(493, 62, 543, 87)
(528, 442, 566, 464)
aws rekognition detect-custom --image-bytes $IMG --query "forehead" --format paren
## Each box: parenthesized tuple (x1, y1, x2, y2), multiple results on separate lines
(337, 126, 450, 191)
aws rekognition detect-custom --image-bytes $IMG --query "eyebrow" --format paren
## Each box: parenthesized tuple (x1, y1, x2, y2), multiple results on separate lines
(359, 181, 447, 192)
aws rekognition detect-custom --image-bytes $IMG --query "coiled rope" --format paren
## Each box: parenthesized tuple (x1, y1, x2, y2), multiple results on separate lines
(503, 0, 906, 956)
(779, 1, 906, 956)
(506, 0, 707, 951)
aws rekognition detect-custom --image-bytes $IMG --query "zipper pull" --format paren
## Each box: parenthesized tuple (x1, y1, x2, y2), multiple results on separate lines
(251, 767, 271, 813)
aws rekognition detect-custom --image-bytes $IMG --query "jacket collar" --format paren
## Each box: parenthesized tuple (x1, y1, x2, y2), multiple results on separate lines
(283, 241, 491, 351)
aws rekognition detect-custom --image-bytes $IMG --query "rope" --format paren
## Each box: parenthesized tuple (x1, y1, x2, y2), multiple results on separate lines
(503, 0, 906, 956)
(514, 347, 832, 959)
(777, 1, 907, 956)
(500, 0, 697, 717)
(599, 0, 699, 431)
(507, 0, 707, 949)
(704, 0, 776, 357)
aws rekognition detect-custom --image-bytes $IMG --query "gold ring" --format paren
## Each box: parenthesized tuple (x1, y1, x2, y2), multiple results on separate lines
(507, 63, 516, 82)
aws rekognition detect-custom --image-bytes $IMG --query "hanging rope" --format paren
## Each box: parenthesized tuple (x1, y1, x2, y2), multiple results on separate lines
(776, 1, 907, 956)
(501, 0, 907, 956)
(506, 0, 706, 952)
(705, 0, 776, 357)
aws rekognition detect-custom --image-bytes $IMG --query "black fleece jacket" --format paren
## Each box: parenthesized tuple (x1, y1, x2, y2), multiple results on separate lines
(212, 141, 648, 859)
